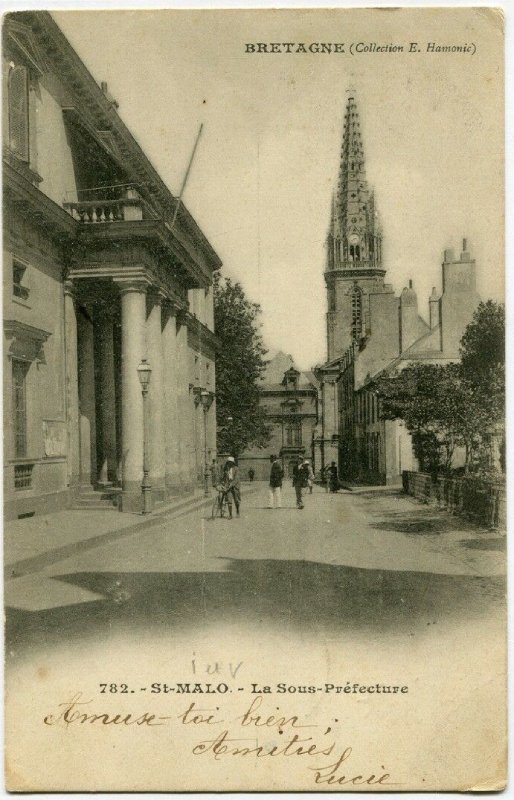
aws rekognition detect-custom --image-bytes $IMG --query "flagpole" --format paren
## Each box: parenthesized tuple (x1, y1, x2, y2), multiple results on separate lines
(170, 123, 203, 229)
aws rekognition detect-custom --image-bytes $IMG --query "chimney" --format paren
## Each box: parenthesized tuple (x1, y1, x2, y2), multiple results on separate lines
(400, 280, 419, 352)
(429, 286, 440, 329)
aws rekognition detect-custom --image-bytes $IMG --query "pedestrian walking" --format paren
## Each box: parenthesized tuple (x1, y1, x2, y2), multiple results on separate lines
(327, 461, 339, 493)
(292, 456, 309, 509)
(248, 468, 255, 482)
(305, 459, 315, 494)
(268, 455, 284, 508)
(221, 456, 240, 518)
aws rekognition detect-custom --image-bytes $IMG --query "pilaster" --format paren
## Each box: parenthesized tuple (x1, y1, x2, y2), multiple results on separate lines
(162, 302, 181, 493)
(147, 290, 165, 499)
(63, 280, 80, 491)
(96, 304, 117, 485)
(77, 306, 96, 488)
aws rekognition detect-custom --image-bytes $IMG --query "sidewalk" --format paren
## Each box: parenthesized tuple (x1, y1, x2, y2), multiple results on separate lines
(5, 489, 211, 579)
(338, 482, 401, 494)
(5, 482, 262, 580)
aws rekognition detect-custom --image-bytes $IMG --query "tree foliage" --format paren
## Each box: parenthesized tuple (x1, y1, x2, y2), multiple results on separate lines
(213, 273, 271, 456)
(370, 301, 505, 476)
(460, 300, 505, 387)
(459, 300, 505, 425)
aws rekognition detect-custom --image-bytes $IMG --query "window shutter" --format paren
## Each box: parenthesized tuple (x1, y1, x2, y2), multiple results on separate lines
(8, 65, 29, 161)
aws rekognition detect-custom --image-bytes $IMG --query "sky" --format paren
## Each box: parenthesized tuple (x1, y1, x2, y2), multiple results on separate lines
(53, 7, 504, 369)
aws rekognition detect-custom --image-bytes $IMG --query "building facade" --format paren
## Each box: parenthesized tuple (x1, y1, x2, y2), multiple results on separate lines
(238, 352, 319, 480)
(3, 12, 221, 520)
(315, 93, 481, 485)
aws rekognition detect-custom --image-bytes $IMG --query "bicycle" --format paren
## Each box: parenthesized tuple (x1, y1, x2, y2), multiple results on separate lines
(211, 484, 230, 519)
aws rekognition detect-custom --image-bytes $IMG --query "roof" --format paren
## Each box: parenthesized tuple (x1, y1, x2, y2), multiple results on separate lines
(12, 11, 222, 273)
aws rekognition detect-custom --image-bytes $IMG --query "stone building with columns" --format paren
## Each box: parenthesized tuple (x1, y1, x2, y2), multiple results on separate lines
(314, 92, 481, 484)
(3, 11, 220, 519)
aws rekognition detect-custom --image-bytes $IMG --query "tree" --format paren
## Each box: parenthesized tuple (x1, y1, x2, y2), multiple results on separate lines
(459, 300, 505, 424)
(371, 363, 466, 475)
(213, 273, 271, 456)
(460, 300, 504, 388)
(369, 301, 505, 477)
(459, 300, 505, 473)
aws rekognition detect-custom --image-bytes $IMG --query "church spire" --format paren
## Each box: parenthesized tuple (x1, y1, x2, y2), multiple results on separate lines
(327, 92, 382, 272)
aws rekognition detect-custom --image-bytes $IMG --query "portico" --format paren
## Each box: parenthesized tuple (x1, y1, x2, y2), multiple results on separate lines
(60, 193, 220, 513)
(3, 10, 221, 520)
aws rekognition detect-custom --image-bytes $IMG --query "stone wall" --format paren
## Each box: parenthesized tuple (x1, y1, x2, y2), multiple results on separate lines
(402, 470, 506, 530)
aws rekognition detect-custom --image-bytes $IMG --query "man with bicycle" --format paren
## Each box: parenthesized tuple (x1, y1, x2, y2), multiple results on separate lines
(221, 456, 240, 519)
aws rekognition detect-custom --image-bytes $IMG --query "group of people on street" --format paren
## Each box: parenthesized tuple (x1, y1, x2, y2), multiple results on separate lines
(211, 454, 339, 519)
(268, 455, 316, 510)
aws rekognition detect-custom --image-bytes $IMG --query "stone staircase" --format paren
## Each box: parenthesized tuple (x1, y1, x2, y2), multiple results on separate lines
(73, 486, 122, 510)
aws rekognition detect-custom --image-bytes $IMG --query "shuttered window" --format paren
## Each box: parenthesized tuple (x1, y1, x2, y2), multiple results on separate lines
(12, 359, 28, 458)
(8, 65, 29, 161)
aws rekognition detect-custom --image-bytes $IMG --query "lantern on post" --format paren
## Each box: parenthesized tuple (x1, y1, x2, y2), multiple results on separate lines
(137, 359, 152, 514)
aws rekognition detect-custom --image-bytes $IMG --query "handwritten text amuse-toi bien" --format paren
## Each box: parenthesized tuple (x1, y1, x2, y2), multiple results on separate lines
(43, 694, 396, 787)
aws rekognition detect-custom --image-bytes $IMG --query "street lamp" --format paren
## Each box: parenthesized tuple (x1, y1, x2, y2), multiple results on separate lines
(200, 389, 214, 496)
(137, 358, 152, 514)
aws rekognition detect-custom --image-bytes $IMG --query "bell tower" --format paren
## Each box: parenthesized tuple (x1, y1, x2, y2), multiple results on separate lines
(325, 92, 386, 360)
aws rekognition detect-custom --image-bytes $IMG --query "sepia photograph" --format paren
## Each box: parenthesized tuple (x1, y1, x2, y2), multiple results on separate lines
(2, 5, 506, 792)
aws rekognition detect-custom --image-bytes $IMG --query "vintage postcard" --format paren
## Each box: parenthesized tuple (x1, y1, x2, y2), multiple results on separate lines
(3, 5, 506, 792)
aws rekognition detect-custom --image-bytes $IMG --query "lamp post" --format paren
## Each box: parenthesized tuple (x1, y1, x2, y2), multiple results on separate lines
(200, 389, 214, 496)
(137, 358, 152, 514)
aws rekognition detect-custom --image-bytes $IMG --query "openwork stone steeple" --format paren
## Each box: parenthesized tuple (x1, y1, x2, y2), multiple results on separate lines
(327, 93, 382, 273)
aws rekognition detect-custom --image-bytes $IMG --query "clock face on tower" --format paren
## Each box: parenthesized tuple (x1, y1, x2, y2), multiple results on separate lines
(348, 233, 360, 245)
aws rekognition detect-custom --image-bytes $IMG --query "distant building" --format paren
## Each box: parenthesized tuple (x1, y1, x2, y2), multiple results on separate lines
(3, 12, 221, 519)
(315, 93, 481, 484)
(238, 352, 319, 480)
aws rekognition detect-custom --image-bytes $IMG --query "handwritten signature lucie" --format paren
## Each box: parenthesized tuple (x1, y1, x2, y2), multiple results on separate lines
(43, 693, 396, 786)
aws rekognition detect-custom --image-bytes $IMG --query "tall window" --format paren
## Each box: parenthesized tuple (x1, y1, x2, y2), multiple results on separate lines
(8, 64, 29, 161)
(286, 422, 302, 446)
(351, 287, 362, 341)
(12, 359, 28, 458)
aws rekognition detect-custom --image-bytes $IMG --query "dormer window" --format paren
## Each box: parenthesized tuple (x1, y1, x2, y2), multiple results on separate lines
(283, 368, 299, 392)
(8, 63, 29, 161)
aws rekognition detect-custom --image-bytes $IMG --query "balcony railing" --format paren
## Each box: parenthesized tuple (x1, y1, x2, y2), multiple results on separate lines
(14, 462, 34, 490)
(63, 190, 157, 225)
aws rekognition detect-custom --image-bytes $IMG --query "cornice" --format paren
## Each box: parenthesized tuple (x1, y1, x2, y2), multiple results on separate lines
(185, 313, 220, 353)
(324, 268, 386, 282)
(72, 219, 211, 290)
(3, 160, 78, 242)
(13, 11, 222, 276)
(4, 319, 51, 343)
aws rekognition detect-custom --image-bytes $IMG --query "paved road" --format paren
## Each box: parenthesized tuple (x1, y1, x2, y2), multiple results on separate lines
(5, 483, 505, 657)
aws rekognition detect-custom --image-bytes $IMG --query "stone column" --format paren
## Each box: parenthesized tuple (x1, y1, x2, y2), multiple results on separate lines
(193, 391, 201, 484)
(64, 281, 80, 491)
(147, 291, 165, 499)
(77, 306, 96, 488)
(117, 280, 147, 512)
(176, 312, 193, 490)
(162, 304, 180, 493)
(96, 306, 117, 485)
